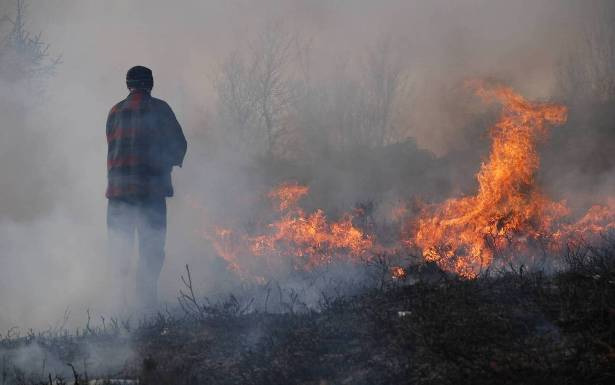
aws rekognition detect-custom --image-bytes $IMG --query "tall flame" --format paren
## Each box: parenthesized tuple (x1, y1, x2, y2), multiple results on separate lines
(205, 83, 614, 281)
(412, 83, 614, 277)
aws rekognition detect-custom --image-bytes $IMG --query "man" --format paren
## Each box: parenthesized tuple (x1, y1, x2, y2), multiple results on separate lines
(106, 66, 187, 310)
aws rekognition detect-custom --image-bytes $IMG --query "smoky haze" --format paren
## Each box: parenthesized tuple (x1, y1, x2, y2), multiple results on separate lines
(0, 0, 612, 330)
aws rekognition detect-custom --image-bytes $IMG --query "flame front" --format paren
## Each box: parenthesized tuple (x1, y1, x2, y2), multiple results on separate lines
(250, 182, 373, 270)
(412, 83, 613, 277)
(205, 83, 615, 281)
(210, 182, 373, 279)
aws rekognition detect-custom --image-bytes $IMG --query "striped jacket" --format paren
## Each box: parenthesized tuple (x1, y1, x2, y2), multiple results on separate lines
(106, 89, 187, 198)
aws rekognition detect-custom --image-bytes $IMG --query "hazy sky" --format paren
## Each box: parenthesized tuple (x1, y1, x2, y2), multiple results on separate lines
(23, 0, 582, 152)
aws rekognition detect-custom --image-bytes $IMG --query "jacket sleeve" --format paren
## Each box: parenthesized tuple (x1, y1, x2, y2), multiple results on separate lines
(106, 105, 117, 139)
(160, 102, 187, 168)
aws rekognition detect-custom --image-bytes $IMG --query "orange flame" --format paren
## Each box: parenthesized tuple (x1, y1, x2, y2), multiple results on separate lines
(412, 83, 614, 277)
(562, 204, 615, 241)
(391, 266, 407, 280)
(250, 183, 373, 270)
(205, 83, 615, 281)
(209, 182, 374, 279)
(268, 182, 309, 212)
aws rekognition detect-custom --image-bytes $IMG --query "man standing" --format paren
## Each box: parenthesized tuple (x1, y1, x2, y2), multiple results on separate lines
(106, 66, 187, 310)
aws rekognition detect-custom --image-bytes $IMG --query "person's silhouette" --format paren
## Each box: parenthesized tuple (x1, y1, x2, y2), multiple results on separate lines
(106, 65, 187, 311)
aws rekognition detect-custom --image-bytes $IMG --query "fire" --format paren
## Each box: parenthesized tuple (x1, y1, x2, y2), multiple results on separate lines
(268, 182, 309, 212)
(210, 182, 374, 279)
(205, 83, 615, 281)
(249, 182, 373, 270)
(412, 83, 613, 277)
(391, 266, 407, 280)
(562, 204, 615, 241)
(209, 227, 245, 277)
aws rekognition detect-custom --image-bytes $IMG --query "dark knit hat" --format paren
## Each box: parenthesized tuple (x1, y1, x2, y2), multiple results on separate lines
(126, 65, 153, 90)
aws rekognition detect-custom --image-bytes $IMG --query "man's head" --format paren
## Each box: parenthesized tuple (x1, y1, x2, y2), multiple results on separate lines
(126, 65, 153, 91)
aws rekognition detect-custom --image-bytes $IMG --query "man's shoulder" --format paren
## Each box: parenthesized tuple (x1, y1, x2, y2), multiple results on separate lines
(150, 96, 172, 110)
(108, 99, 126, 116)
(108, 94, 173, 117)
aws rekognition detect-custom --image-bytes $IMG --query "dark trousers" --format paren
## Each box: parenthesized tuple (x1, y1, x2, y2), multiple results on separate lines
(107, 196, 166, 310)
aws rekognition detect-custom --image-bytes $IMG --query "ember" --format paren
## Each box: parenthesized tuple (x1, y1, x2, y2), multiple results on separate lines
(391, 266, 407, 280)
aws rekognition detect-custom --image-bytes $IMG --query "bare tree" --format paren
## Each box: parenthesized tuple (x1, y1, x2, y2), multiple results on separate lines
(214, 22, 296, 157)
(214, 27, 413, 160)
(305, 36, 411, 151)
(558, 1, 615, 103)
(360, 36, 413, 148)
(214, 51, 261, 152)
(251, 22, 296, 156)
(0, 0, 61, 221)
(0, 0, 61, 86)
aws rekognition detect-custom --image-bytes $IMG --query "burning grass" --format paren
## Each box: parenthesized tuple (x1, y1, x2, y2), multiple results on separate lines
(204, 83, 615, 283)
(3, 83, 614, 384)
(208, 181, 378, 282)
(412, 82, 615, 278)
(2, 239, 614, 384)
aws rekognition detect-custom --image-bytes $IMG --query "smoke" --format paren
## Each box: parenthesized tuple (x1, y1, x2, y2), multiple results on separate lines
(0, 339, 134, 381)
(0, 0, 612, 332)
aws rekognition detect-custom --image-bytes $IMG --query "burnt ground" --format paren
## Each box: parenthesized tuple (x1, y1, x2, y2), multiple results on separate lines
(2, 244, 614, 385)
